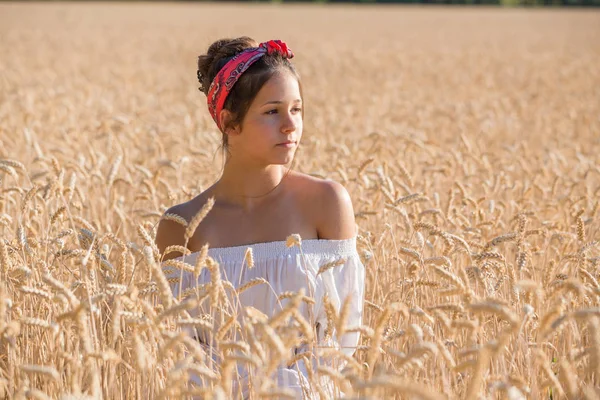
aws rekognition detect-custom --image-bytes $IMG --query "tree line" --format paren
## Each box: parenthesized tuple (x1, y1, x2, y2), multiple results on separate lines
(216, 0, 600, 6)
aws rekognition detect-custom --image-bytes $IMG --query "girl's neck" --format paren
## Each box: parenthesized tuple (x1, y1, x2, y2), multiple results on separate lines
(213, 158, 290, 211)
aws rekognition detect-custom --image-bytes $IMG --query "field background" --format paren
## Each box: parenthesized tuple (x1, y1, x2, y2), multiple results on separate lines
(1, 3, 600, 399)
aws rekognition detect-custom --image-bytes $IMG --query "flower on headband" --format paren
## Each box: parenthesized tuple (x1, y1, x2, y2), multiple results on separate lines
(260, 40, 294, 59)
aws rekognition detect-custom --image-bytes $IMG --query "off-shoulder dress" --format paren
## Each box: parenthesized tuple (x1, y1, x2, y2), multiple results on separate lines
(169, 236, 365, 399)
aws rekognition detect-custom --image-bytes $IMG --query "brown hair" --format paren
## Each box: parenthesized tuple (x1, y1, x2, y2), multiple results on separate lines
(197, 36, 303, 154)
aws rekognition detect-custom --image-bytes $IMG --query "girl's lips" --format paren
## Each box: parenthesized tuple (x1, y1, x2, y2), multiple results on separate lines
(277, 141, 296, 147)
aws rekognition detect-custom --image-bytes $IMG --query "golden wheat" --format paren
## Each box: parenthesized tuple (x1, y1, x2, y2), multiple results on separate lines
(1, 3, 599, 399)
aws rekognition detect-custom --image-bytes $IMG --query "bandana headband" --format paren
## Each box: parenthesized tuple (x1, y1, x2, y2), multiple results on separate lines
(206, 40, 294, 132)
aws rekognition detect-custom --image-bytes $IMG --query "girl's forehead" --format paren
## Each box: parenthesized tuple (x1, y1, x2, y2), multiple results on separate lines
(254, 72, 301, 103)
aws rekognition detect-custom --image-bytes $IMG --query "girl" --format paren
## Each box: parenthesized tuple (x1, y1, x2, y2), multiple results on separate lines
(155, 37, 365, 399)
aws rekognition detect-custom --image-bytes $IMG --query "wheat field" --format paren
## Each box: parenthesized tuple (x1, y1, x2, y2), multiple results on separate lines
(1, 3, 600, 399)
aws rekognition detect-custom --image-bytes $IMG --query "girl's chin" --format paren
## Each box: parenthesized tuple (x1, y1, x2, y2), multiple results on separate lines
(272, 158, 293, 165)
(271, 149, 296, 162)
(270, 154, 295, 165)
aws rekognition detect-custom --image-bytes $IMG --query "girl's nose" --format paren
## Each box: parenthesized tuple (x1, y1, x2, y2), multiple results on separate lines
(281, 113, 296, 134)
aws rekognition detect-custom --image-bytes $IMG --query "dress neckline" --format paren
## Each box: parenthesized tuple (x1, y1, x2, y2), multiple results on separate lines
(177, 236, 358, 262)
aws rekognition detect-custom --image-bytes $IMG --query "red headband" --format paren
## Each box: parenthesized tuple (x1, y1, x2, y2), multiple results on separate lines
(207, 40, 294, 132)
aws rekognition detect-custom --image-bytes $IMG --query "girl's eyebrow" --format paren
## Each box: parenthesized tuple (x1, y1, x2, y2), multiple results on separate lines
(261, 99, 302, 106)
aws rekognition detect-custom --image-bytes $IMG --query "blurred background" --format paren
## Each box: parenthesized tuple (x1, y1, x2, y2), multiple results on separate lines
(1, 0, 599, 398)
(6, 0, 600, 5)
(194, 0, 600, 6)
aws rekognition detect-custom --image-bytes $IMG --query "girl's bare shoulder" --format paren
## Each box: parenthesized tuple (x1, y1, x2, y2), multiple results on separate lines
(287, 171, 356, 240)
(288, 170, 350, 200)
(155, 189, 215, 260)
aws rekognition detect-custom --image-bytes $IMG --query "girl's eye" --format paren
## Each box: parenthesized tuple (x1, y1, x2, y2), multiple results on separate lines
(265, 107, 302, 115)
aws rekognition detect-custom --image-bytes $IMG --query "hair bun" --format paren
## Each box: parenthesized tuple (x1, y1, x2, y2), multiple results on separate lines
(197, 36, 258, 95)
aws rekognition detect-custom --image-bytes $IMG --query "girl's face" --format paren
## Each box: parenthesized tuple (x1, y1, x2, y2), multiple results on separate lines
(227, 72, 303, 166)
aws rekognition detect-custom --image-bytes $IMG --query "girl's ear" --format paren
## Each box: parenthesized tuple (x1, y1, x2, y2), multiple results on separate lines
(219, 110, 241, 136)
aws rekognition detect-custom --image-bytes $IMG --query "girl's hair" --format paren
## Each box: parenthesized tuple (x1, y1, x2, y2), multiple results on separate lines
(197, 36, 303, 155)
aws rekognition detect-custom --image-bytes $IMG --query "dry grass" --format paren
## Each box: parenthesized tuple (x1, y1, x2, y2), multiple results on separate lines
(1, 2, 600, 399)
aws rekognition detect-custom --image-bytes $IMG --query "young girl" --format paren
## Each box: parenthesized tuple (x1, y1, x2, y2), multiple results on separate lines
(155, 37, 365, 398)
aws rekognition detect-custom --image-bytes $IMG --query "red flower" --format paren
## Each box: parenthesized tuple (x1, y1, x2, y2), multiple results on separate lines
(261, 40, 294, 59)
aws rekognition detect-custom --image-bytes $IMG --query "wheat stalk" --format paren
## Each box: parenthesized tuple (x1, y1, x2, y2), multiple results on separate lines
(185, 197, 215, 242)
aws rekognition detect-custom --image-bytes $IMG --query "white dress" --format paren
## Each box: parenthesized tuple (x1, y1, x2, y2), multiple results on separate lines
(169, 236, 365, 399)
